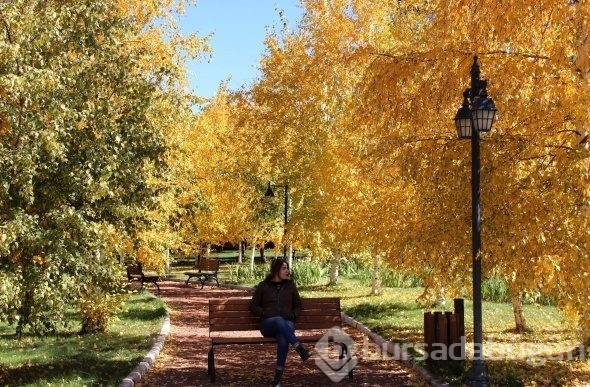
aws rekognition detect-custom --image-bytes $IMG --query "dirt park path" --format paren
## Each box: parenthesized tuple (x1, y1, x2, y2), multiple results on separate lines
(133, 280, 432, 387)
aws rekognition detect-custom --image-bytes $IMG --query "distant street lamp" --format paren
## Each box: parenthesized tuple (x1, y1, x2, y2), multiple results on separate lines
(454, 55, 497, 387)
(264, 181, 290, 262)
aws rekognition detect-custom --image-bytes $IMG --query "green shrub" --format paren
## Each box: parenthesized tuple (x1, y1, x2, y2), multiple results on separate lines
(482, 274, 510, 303)
(381, 269, 423, 288)
(339, 258, 363, 277)
(292, 260, 327, 286)
(350, 263, 422, 289)
(481, 275, 558, 306)
(228, 264, 266, 284)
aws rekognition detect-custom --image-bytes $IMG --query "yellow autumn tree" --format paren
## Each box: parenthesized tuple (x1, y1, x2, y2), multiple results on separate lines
(233, 0, 590, 339)
(310, 0, 590, 337)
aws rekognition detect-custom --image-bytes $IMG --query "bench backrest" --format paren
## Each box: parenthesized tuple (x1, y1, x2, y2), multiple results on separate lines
(126, 263, 143, 278)
(198, 258, 220, 272)
(209, 297, 341, 333)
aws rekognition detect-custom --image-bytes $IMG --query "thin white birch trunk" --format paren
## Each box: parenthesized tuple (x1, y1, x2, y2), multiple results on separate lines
(238, 241, 243, 264)
(287, 243, 293, 268)
(371, 253, 381, 296)
(250, 234, 257, 273)
(511, 292, 527, 332)
(329, 251, 341, 285)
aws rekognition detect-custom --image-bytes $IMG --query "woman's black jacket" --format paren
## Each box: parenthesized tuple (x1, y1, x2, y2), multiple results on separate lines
(249, 277, 302, 321)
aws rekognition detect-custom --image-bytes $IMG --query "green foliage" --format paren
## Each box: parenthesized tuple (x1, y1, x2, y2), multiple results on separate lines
(482, 275, 511, 303)
(343, 258, 423, 288)
(0, 0, 181, 335)
(339, 258, 364, 277)
(228, 263, 267, 284)
(292, 260, 328, 286)
(228, 258, 423, 290)
(481, 275, 558, 306)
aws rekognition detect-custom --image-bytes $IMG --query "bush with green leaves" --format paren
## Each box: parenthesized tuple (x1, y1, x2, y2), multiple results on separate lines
(228, 264, 267, 284)
(481, 274, 558, 306)
(346, 260, 422, 289)
(339, 258, 363, 277)
(291, 260, 328, 286)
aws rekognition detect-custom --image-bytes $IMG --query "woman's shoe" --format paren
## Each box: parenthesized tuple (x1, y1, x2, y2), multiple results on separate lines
(295, 344, 312, 361)
(271, 368, 283, 387)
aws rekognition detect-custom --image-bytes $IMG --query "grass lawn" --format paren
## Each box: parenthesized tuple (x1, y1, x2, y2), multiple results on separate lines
(0, 290, 166, 387)
(123, 256, 590, 386)
(299, 280, 590, 387)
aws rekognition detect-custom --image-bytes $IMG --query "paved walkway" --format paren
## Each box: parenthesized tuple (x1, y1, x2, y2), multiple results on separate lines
(130, 280, 433, 387)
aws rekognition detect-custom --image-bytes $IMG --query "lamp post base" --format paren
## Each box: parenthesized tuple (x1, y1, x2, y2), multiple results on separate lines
(465, 359, 489, 387)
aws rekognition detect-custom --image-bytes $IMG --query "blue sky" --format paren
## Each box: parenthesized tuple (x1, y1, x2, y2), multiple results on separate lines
(179, 0, 303, 99)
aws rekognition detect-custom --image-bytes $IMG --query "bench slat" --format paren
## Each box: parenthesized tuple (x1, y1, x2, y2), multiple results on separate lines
(210, 308, 340, 318)
(210, 314, 342, 325)
(209, 297, 342, 333)
(210, 317, 342, 332)
(211, 334, 325, 346)
(208, 298, 341, 311)
(209, 298, 341, 311)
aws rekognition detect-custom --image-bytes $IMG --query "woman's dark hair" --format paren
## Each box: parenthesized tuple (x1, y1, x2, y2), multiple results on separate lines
(268, 258, 289, 279)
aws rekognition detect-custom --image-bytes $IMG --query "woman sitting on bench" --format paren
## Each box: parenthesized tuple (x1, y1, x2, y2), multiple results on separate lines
(250, 258, 312, 387)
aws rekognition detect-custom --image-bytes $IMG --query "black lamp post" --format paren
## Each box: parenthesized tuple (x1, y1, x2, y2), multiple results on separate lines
(264, 181, 289, 260)
(454, 56, 497, 387)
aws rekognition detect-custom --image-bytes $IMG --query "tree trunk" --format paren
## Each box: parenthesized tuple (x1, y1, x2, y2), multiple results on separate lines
(238, 240, 244, 264)
(371, 254, 381, 296)
(287, 243, 293, 268)
(511, 292, 527, 332)
(435, 286, 446, 307)
(165, 249, 170, 274)
(250, 234, 257, 273)
(329, 251, 341, 285)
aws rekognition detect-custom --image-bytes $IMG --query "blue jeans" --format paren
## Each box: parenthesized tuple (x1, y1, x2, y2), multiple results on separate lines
(260, 316, 300, 368)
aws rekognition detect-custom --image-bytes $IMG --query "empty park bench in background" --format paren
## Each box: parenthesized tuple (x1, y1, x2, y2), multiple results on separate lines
(184, 258, 220, 288)
(207, 297, 353, 383)
(126, 262, 161, 292)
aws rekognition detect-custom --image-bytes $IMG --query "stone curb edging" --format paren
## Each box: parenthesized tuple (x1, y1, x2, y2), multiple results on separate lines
(340, 313, 449, 387)
(117, 303, 171, 387)
(116, 283, 245, 386)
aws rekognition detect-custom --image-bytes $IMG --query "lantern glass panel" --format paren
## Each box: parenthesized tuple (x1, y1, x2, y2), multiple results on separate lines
(456, 117, 472, 138)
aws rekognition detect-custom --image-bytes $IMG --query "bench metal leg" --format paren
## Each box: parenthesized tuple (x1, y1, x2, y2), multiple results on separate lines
(200, 274, 219, 288)
(340, 343, 354, 379)
(141, 279, 160, 293)
(208, 347, 216, 382)
(339, 343, 353, 379)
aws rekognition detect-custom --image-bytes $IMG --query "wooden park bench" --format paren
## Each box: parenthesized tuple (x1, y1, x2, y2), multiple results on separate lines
(126, 263, 160, 292)
(184, 258, 220, 288)
(207, 297, 353, 382)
